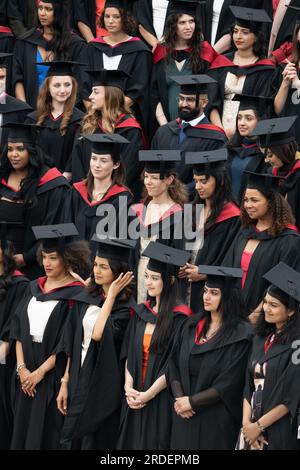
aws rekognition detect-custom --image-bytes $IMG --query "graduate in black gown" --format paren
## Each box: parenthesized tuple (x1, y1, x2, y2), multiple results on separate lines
(80, 0, 152, 135)
(12, 0, 86, 108)
(10, 223, 90, 450)
(73, 0, 109, 42)
(0, 1, 14, 54)
(227, 93, 271, 203)
(26, 61, 84, 176)
(72, 69, 145, 201)
(151, 74, 227, 189)
(0, 223, 29, 450)
(149, 0, 218, 134)
(59, 237, 136, 450)
(208, 6, 275, 139)
(65, 134, 133, 256)
(253, 116, 300, 229)
(0, 123, 70, 279)
(239, 262, 300, 450)
(169, 265, 253, 450)
(0, 52, 14, 96)
(179, 149, 241, 312)
(117, 242, 192, 450)
(223, 172, 300, 320)
(268, 1, 300, 59)
(8, 0, 38, 38)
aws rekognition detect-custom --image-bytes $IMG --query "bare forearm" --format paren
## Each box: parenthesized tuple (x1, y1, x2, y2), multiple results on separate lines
(15, 82, 26, 102)
(38, 354, 56, 376)
(92, 296, 115, 341)
(146, 374, 167, 400)
(258, 404, 289, 429)
(77, 21, 95, 42)
(242, 398, 252, 425)
(274, 82, 290, 115)
(139, 25, 158, 49)
(156, 102, 168, 125)
(213, 34, 231, 54)
(209, 108, 223, 129)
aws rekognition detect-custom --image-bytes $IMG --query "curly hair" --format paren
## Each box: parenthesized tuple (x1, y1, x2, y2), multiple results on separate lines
(0, 143, 49, 207)
(230, 26, 267, 60)
(36, 76, 78, 136)
(37, 240, 91, 277)
(141, 169, 189, 206)
(81, 86, 131, 134)
(0, 241, 16, 301)
(99, 7, 137, 35)
(87, 257, 134, 303)
(164, 13, 205, 73)
(241, 188, 295, 236)
(192, 168, 237, 232)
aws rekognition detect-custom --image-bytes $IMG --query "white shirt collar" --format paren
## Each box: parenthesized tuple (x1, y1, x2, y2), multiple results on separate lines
(181, 112, 206, 127)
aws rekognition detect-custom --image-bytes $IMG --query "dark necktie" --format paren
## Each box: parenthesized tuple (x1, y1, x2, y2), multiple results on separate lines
(178, 121, 190, 144)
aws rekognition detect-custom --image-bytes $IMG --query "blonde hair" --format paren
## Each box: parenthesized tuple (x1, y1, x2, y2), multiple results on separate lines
(142, 170, 189, 207)
(36, 75, 78, 136)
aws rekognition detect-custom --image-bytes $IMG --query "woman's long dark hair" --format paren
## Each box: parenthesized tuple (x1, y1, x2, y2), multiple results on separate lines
(255, 295, 300, 344)
(88, 258, 134, 304)
(230, 26, 267, 60)
(0, 241, 16, 301)
(193, 168, 237, 232)
(149, 270, 178, 353)
(36, 1, 72, 59)
(164, 13, 205, 73)
(0, 143, 49, 207)
(228, 108, 260, 149)
(199, 283, 248, 346)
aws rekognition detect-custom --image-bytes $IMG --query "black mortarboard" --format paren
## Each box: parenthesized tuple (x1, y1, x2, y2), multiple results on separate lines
(34, 61, 84, 77)
(32, 223, 78, 253)
(229, 6, 271, 32)
(0, 53, 13, 68)
(139, 150, 181, 179)
(142, 241, 190, 275)
(168, 0, 204, 17)
(232, 93, 273, 117)
(1, 122, 41, 144)
(250, 116, 298, 151)
(91, 235, 136, 263)
(198, 265, 243, 290)
(244, 171, 283, 192)
(104, 0, 131, 8)
(87, 69, 129, 91)
(83, 133, 129, 155)
(263, 262, 300, 309)
(171, 74, 216, 97)
(185, 148, 228, 175)
(286, 4, 300, 25)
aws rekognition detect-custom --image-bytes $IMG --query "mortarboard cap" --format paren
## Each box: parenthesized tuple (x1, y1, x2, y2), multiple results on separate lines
(91, 235, 136, 263)
(232, 93, 273, 116)
(0, 53, 13, 68)
(83, 133, 130, 155)
(167, 0, 204, 17)
(198, 265, 243, 290)
(250, 116, 298, 148)
(263, 262, 300, 308)
(286, 4, 300, 25)
(139, 150, 181, 179)
(244, 171, 283, 192)
(34, 61, 84, 77)
(185, 148, 228, 175)
(104, 0, 132, 8)
(87, 69, 129, 91)
(171, 74, 216, 95)
(142, 241, 190, 275)
(229, 6, 271, 32)
(32, 223, 78, 253)
(1, 122, 42, 144)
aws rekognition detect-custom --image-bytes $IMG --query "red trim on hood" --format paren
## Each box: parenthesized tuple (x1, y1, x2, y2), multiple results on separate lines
(92, 36, 141, 46)
(214, 202, 240, 224)
(13, 270, 25, 277)
(273, 160, 300, 179)
(0, 26, 13, 33)
(38, 167, 63, 186)
(37, 276, 83, 293)
(131, 202, 183, 227)
(73, 181, 129, 206)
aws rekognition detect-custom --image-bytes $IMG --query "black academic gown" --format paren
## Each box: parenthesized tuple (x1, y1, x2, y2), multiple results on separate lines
(117, 301, 193, 450)
(208, 53, 276, 120)
(243, 334, 300, 450)
(0, 271, 29, 450)
(169, 315, 253, 450)
(64, 181, 133, 256)
(26, 108, 84, 173)
(12, 29, 86, 108)
(151, 116, 227, 185)
(0, 94, 32, 152)
(273, 160, 300, 230)
(150, 42, 218, 136)
(10, 278, 85, 450)
(190, 202, 241, 313)
(222, 224, 300, 314)
(0, 167, 70, 279)
(81, 37, 152, 135)
(270, 0, 300, 52)
(59, 290, 136, 450)
(0, 0, 14, 65)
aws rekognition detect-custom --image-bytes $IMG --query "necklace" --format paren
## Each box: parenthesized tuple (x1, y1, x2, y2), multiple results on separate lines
(92, 184, 111, 200)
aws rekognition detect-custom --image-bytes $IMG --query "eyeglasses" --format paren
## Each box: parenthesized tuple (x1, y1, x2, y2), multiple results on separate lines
(178, 95, 197, 105)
